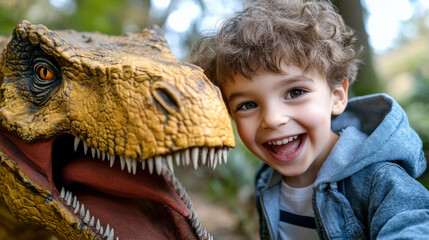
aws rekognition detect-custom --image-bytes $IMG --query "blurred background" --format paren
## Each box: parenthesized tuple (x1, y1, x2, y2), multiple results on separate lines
(1, 0, 429, 239)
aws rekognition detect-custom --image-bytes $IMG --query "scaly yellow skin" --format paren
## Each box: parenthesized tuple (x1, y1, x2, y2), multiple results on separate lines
(0, 20, 234, 239)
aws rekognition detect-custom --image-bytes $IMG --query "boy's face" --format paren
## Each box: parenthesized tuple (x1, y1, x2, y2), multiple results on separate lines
(223, 63, 348, 187)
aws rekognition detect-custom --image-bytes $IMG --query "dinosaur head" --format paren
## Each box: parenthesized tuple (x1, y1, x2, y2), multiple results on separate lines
(0, 20, 234, 240)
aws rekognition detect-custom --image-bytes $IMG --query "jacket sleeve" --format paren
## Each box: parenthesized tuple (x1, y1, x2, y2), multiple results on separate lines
(366, 162, 429, 239)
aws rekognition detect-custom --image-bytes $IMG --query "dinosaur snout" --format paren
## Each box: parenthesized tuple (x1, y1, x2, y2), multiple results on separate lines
(150, 81, 181, 114)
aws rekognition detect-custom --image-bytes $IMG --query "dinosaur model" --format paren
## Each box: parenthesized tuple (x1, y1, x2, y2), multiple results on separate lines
(0, 20, 235, 240)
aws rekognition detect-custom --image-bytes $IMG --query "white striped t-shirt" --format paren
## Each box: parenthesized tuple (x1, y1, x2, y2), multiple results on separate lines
(278, 180, 319, 240)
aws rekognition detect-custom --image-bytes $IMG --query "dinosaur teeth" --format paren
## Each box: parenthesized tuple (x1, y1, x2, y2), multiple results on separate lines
(73, 136, 230, 176)
(155, 156, 163, 175)
(83, 141, 88, 155)
(191, 148, 199, 170)
(80, 203, 85, 218)
(74, 137, 80, 151)
(90, 216, 95, 227)
(166, 155, 174, 173)
(91, 148, 96, 158)
(60, 187, 118, 240)
(147, 157, 154, 174)
(84, 209, 91, 223)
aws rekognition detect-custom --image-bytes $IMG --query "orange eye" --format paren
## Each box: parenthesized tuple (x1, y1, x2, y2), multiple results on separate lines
(38, 67, 55, 80)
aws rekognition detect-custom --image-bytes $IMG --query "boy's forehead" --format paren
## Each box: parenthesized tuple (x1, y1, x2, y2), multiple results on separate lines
(228, 62, 325, 82)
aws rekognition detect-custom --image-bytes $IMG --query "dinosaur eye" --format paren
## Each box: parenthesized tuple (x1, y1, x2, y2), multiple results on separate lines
(37, 66, 55, 80)
(31, 57, 61, 105)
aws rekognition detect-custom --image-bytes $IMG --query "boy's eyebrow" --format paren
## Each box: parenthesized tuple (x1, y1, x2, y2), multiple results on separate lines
(281, 75, 315, 85)
(228, 92, 246, 103)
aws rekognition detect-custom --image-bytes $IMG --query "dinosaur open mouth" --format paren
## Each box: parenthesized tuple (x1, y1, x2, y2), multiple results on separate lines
(0, 129, 223, 240)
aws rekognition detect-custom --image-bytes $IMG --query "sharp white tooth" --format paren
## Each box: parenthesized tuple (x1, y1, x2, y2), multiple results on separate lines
(107, 228, 114, 240)
(166, 155, 174, 173)
(83, 141, 88, 155)
(213, 150, 219, 169)
(65, 191, 70, 200)
(125, 157, 132, 173)
(181, 151, 186, 166)
(218, 149, 223, 165)
(155, 156, 163, 175)
(80, 204, 85, 218)
(209, 148, 215, 168)
(84, 210, 90, 223)
(96, 219, 101, 231)
(74, 137, 80, 152)
(104, 224, 110, 238)
(72, 196, 77, 208)
(110, 155, 115, 167)
(141, 159, 146, 170)
(174, 152, 181, 166)
(223, 148, 228, 164)
(191, 148, 199, 170)
(91, 148, 96, 158)
(219, 149, 225, 165)
(66, 193, 72, 206)
(74, 201, 79, 214)
(100, 226, 104, 235)
(185, 149, 191, 166)
(119, 156, 126, 170)
(102, 151, 106, 161)
(148, 158, 154, 174)
(60, 187, 65, 199)
(116, 237, 119, 240)
(201, 147, 208, 166)
(90, 216, 94, 227)
(97, 149, 101, 159)
(131, 158, 137, 175)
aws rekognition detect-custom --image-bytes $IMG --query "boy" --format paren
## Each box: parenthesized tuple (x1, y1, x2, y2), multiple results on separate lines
(192, 0, 429, 239)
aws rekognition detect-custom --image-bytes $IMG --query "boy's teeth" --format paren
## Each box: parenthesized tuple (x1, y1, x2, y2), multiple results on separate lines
(269, 135, 299, 146)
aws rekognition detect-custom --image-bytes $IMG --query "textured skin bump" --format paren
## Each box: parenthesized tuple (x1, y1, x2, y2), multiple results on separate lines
(0, 20, 235, 239)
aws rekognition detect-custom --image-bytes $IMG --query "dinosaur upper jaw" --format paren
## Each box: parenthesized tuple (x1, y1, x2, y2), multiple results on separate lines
(0, 128, 203, 239)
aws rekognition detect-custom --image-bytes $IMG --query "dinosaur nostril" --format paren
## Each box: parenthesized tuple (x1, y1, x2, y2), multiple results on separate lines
(151, 81, 181, 114)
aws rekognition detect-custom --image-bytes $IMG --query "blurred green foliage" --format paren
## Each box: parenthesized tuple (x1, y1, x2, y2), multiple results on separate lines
(205, 121, 260, 236)
(0, 0, 150, 35)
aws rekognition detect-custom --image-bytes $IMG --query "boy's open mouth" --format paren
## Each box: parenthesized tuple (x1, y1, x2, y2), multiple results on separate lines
(264, 134, 305, 157)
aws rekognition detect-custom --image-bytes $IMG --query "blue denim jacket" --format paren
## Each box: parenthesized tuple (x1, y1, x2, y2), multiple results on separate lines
(255, 94, 429, 239)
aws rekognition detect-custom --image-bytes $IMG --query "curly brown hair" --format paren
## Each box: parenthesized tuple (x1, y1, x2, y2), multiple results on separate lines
(192, 0, 362, 90)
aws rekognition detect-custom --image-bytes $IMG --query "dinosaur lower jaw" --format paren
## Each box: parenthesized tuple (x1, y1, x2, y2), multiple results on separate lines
(60, 157, 194, 240)
(61, 186, 196, 240)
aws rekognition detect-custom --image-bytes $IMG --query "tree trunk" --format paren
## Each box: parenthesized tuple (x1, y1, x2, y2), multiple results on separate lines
(332, 0, 384, 96)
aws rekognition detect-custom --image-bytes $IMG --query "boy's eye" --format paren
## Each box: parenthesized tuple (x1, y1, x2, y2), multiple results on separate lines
(235, 101, 258, 111)
(285, 89, 305, 99)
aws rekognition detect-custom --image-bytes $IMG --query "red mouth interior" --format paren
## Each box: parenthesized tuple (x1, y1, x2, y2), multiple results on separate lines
(0, 130, 197, 240)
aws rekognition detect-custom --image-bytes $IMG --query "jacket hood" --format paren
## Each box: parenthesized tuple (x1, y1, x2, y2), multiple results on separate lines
(314, 93, 427, 186)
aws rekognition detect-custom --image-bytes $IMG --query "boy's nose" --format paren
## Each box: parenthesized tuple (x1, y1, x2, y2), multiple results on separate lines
(260, 107, 289, 129)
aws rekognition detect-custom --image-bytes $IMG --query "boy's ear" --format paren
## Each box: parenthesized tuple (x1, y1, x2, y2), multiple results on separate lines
(331, 78, 349, 115)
